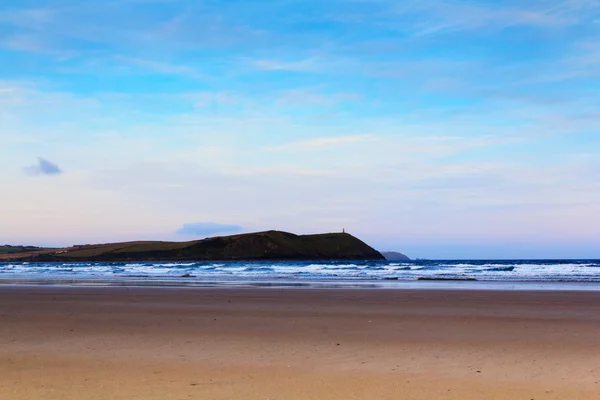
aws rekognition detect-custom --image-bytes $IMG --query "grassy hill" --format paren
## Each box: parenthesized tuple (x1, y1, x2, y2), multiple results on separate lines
(5, 231, 384, 262)
(0, 245, 45, 255)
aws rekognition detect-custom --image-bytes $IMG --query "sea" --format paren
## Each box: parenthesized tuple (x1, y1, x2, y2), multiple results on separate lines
(1, 259, 600, 290)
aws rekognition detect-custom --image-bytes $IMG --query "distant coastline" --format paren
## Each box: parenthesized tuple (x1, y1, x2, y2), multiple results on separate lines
(380, 251, 410, 261)
(1, 230, 385, 262)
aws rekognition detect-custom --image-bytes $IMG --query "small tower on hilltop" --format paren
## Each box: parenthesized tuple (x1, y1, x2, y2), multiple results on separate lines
(342, 228, 345, 233)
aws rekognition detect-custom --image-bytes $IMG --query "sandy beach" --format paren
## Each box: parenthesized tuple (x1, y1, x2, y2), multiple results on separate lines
(1, 286, 599, 399)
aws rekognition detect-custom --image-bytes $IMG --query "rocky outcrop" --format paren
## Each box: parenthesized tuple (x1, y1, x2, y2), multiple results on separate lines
(381, 251, 411, 261)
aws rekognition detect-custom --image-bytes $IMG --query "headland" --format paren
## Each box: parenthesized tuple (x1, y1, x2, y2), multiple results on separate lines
(1, 230, 384, 262)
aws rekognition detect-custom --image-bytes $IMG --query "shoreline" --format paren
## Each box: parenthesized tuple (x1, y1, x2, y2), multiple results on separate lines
(1, 277, 600, 291)
(2, 286, 600, 399)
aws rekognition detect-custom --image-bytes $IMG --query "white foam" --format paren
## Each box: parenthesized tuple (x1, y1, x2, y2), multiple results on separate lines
(1, 260, 599, 282)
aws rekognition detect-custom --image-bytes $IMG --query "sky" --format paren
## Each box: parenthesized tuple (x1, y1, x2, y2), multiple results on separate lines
(2, 0, 600, 259)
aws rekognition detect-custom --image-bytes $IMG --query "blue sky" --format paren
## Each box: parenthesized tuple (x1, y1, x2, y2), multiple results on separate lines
(2, 0, 600, 258)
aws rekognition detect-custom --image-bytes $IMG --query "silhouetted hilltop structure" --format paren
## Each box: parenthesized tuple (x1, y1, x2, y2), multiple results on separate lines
(6, 231, 384, 262)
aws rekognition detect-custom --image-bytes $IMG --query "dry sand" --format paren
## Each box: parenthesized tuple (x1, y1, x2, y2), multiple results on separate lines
(1, 286, 599, 399)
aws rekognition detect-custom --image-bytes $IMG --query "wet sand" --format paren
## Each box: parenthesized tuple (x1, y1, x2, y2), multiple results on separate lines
(1, 286, 599, 399)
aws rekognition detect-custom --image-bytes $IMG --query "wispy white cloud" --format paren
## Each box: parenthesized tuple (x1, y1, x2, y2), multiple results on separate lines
(345, 0, 600, 35)
(250, 58, 322, 72)
(191, 92, 245, 109)
(268, 134, 376, 151)
(2, 34, 47, 53)
(113, 56, 204, 78)
(277, 89, 360, 107)
(0, 7, 56, 28)
(568, 45, 600, 68)
(230, 166, 334, 177)
(409, 2, 574, 36)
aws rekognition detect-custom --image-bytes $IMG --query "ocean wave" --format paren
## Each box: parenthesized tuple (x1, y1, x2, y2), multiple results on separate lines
(485, 266, 515, 272)
(1, 260, 599, 283)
